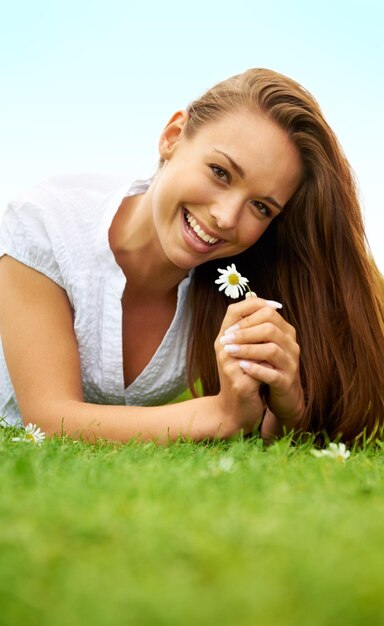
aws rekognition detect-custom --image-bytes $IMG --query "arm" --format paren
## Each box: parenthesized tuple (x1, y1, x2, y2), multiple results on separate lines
(0, 257, 261, 443)
(260, 408, 304, 443)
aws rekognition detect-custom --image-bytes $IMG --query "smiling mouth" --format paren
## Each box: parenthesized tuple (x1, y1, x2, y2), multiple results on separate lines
(183, 209, 222, 246)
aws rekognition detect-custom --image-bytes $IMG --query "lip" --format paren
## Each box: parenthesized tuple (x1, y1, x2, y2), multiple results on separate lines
(180, 208, 226, 254)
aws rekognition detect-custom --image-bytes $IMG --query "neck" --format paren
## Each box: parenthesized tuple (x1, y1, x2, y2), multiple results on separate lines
(109, 189, 189, 297)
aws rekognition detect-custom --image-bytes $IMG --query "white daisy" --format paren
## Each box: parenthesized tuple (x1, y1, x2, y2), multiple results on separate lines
(12, 423, 46, 445)
(215, 264, 250, 299)
(311, 442, 350, 462)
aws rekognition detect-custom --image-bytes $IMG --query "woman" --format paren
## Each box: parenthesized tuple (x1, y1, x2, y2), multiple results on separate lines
(0, 68, 383, 444)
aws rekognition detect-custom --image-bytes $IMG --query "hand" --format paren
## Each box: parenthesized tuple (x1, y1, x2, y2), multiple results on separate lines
(214, 302, 266, 436)
(218, 297, 305, 425)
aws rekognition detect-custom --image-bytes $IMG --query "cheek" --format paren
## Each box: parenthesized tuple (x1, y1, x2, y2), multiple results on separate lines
(240, 218, 269, 247)
(155, 169, 200, 205)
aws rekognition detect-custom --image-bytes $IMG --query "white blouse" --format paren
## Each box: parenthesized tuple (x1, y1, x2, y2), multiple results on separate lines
(0, 174, 192, 426)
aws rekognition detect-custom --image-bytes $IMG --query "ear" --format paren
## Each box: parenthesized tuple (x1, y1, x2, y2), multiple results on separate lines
(158, 110, 189, 160)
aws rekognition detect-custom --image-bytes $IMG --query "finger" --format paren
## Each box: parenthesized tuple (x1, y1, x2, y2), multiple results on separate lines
(221, 322, 295, 352)
(220, 353, 263, 395)
(217, 337, 263, 379)
(223, 342, 294, 373)
(230, 307, 297, 341)
(239, 360, 287, 388)
(220, 297, 283, 333)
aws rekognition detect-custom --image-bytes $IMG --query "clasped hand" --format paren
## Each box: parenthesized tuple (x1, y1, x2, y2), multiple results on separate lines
(214, 297, 305, 435)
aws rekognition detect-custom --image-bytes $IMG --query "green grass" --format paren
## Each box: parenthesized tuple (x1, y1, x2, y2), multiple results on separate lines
(1, 425, 384, 626)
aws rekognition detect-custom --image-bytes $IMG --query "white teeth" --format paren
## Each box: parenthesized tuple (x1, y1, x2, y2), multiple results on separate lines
(185, 211, 219, 245)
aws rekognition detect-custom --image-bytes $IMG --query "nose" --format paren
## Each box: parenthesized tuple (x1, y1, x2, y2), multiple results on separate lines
(209, 197, 243, 231)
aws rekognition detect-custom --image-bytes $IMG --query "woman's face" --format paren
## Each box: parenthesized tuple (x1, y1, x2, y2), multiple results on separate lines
(150, 108, 302, 270)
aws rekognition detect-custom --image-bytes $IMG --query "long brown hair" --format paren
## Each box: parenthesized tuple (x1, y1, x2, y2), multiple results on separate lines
(186, 68, 384, 443)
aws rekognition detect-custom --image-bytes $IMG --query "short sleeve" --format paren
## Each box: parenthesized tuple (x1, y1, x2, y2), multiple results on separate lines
(0, 197, 64, 288)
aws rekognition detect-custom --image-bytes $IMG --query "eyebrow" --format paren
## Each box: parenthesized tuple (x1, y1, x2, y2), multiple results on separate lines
(212, 148, 284, 213)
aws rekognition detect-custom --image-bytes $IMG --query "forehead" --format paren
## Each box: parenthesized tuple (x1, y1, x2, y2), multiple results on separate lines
(189, 109, 290, 150)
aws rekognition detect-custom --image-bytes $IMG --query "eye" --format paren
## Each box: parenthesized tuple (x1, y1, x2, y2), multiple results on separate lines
(252, 200, 273, 218)
(209, 164, 230, 183)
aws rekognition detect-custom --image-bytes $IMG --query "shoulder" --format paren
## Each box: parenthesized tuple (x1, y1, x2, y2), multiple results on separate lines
(2, 172, 131, 243)
(0, 173, 132, 288)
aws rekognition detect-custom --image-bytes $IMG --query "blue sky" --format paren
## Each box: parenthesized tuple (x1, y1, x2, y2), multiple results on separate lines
(1, 0, 383, 269)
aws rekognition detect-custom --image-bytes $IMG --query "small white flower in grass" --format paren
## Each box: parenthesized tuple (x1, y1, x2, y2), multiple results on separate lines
(12, 423, 46, 445)
(215, 263, 252, 299)
(207, 455, 235, 477)
(311, 442, 350, 462)
(217, 456, 235, 472)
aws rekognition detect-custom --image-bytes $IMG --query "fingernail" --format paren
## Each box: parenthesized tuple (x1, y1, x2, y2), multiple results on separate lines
(224, 344, 240, 353)
(245, 291, 257, 298)
(219, 333, 236, 345)
(224, 324, 240, 335)
(239, 360, 251, 370)
(264, 299, 283, 309)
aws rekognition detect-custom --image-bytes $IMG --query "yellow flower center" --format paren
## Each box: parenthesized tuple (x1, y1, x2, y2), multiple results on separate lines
(228, 273, 240, 285)
(25, 433, 34, 442)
